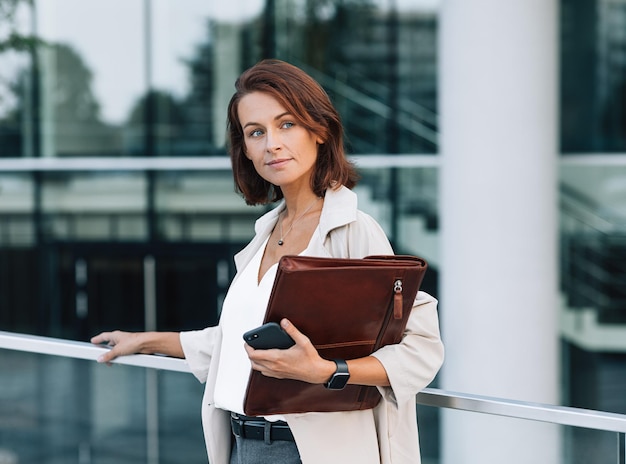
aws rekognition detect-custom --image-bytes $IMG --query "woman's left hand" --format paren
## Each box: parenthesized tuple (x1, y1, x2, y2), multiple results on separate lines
(244, 318, 336, 384)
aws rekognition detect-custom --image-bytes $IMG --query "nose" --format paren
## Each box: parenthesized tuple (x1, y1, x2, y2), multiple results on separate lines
(265, 129, 282, 152)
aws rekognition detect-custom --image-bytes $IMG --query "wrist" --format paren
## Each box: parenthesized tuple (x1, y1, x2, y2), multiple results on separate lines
(139, 331, 165, 354)
(137, 332, 154, 354)
(323, 359, 351, 390)
(318, 359, 337, 384)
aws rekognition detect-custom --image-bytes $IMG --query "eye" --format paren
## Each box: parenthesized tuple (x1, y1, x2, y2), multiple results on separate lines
(248, 128, 263, 138)
(281, 121, 295, 129)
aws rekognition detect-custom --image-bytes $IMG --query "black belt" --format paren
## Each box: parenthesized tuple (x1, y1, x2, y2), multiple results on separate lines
(230, 413, 295, 442)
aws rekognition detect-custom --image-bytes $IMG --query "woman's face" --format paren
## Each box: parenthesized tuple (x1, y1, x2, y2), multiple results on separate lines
(237, 91, 323, 194)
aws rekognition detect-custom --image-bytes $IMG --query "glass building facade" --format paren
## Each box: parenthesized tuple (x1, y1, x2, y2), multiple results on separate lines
(0, 0, 442, 337)
(1, 0, 625, 462)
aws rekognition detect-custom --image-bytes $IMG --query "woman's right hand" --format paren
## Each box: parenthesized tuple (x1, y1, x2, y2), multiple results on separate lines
(91, 330, 185, 364)
(91, 331, 147, 364)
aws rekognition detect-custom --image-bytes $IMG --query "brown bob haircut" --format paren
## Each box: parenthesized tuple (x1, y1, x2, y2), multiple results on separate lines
(227, 59, 359, 205)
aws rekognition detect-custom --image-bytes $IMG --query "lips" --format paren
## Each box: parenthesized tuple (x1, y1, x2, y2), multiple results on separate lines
(266, 158, 291, 166)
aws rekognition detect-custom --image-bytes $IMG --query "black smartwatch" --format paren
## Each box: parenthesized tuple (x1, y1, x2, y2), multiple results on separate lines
(324, 359, 350, 390)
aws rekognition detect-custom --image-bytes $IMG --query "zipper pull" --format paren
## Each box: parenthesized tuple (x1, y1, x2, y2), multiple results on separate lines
(393, 279, 403, 319)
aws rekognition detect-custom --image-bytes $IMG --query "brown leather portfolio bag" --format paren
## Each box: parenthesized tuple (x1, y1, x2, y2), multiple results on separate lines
(243, 254, 427, 416)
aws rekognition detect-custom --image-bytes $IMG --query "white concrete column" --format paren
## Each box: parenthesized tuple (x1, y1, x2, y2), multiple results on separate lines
(439, 1, 560, 463)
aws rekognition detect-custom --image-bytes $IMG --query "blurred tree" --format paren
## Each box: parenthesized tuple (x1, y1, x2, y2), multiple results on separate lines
(303, 0, 375, 70)
(0, 0, 42, 111)
(6, 42, 119, 156)
(0, 0, 43, 156)
(125, 89, 186, 156)
(180, 27, 217, 155)
(0, 0, 39, 51)
(50, 43, 101, 123)
(127, 89, 185, 126)
(46, 43, 121, 156)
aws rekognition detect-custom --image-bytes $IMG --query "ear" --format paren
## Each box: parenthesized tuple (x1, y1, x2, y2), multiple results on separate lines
(316, 136, 325, 145)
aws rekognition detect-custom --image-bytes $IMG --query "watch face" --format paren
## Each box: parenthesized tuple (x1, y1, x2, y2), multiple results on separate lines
(327, 372, 350, 390)
(325, 359, 350, 390)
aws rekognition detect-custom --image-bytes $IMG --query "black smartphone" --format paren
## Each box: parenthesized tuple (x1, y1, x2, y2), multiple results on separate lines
(243, 322, 295, 350)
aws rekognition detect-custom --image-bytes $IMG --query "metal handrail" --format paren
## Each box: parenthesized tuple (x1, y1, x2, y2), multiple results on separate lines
(2, 330, 626, 435)
(0, 330, 189, 373)
(417, 388, 626, 433)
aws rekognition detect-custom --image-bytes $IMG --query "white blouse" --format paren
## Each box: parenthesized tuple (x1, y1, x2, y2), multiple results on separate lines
(213, 236, 277, 417)
(213, 234, 314, 421)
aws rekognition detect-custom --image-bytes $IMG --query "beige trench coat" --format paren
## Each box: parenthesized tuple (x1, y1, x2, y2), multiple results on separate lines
(180, 186, 445, 464)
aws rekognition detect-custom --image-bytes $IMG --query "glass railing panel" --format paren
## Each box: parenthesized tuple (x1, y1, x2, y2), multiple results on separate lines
(2, 333, 626, 464)
(0, 350, 206, 463)
(563, 426, 622, 464)
(417, 406, 622, 464)
(417, 403, 441, 464)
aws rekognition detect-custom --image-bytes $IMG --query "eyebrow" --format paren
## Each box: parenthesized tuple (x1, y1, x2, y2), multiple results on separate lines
(242, 112, 292, 129)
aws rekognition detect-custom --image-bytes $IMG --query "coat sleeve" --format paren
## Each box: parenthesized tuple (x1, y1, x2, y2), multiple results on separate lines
(327, 207, 445, 404)
(179, 326, 220, 383)
(371, 291, 444, 405)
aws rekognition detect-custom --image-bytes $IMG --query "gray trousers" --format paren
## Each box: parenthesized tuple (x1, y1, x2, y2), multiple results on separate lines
(229, 435, 302, 464)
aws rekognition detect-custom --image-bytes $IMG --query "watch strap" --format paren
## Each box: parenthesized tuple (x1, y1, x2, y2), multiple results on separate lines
(324, 359, 350, 390)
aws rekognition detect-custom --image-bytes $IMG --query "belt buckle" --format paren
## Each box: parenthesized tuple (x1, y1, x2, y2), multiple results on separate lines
(230, 413, 293, 442)
(230, 414, 246, 438)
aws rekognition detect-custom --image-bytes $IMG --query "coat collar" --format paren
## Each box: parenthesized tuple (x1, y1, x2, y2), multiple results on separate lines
(234, 185, 357, 272)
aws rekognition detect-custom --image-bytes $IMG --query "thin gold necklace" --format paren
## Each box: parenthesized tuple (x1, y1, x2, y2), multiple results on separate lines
(278, 198, 321, 246)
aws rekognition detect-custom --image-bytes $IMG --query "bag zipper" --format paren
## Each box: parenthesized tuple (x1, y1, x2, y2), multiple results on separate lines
(372, 278, 404, 352)
(393, 279, 403, 320)
(359, 278, 405, 405)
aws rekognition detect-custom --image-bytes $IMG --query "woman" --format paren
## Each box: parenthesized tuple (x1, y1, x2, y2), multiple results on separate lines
(91, 59, 444, 464)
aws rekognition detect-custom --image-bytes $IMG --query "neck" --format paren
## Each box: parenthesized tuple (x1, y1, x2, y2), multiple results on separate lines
(276, 194, 322, 247)
(282, 193, 321, 219)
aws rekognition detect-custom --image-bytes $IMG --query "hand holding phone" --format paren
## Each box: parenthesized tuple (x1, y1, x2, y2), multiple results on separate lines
(243, 322, 295, 350)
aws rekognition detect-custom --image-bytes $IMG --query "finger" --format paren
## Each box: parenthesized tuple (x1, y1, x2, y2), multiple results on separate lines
(280, 318, 308, 345)
(97, 348, 118, 364)
(245, 344, 270, 366)
(91, 333, 112, 345)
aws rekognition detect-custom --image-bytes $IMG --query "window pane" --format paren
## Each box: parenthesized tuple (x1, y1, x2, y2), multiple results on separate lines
(561, 0, 626, 152)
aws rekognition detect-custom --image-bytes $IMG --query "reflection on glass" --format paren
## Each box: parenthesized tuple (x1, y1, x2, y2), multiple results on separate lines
(2, 0, 626, 156)
(561, 0, 626, 152)
(31, 0, 266, 157)
(0, 1, 36, 158)
(0, 351, 206, 463)
(1, 0, 445, 158)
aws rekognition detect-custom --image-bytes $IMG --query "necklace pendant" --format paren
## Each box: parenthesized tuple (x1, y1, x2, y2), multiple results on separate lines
(278, 239, 284, 246)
